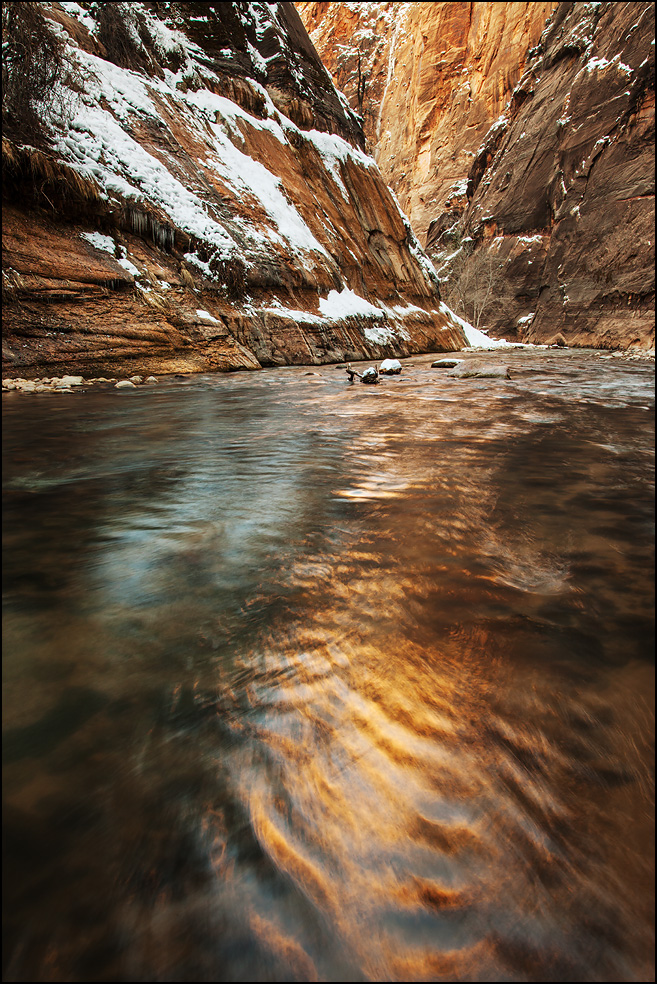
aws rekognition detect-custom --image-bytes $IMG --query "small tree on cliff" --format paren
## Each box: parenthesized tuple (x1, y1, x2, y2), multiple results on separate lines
(439, 235, 500, 331)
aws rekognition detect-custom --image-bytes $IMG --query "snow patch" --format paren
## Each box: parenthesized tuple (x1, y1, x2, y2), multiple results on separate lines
(80, 231, 115, 253)
(205, 125, 330, 259)
(438, 302, 517, 349)
(319, 287, 385, 320)
(117, 257, 141, 277)
(364, 323, 399, 345)
(59, 2, 97, 34)
(585, 54, 633, 75)
(264, 300, 325, 324)
(196, 309, 220, 323)
(63, 105, 238, 258)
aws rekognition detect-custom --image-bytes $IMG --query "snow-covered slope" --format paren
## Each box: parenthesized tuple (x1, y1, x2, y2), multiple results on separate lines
(2, 1, 468, 376)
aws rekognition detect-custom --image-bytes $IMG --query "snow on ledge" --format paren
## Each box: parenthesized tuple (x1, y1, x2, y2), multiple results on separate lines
(319, 287, 385, 320)
(438, 302, 519, 349)
(80, 231, 115, 253)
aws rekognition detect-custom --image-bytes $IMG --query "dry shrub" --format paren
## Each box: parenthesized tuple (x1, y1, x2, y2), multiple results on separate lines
(140, 289, 171, 314)
(179, 266, 196, 289)
(2, 2, 78, 144)
(96, 2, 152, 72)
(439, 233, 502, 331)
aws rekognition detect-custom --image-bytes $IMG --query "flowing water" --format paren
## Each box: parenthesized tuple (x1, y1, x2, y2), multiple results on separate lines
(2, 349, 654, 983)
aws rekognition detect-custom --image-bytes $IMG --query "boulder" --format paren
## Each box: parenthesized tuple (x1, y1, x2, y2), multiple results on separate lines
(379, 358, 403, 374)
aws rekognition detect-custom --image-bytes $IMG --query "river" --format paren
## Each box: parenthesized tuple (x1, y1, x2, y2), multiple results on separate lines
(2, 348, 654, 982)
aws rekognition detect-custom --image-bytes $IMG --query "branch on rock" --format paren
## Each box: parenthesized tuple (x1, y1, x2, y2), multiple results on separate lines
(346, 363, 379, 384)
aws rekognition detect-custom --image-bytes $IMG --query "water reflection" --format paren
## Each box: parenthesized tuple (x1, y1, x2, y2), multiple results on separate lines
(3, 349, 654, 981)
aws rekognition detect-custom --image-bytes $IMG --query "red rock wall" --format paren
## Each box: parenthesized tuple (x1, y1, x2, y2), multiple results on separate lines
(298, 2, 655, 351)
(435, 2, 655, 350)
(297, 1, 557, 241)
(2, 2, 466, 378)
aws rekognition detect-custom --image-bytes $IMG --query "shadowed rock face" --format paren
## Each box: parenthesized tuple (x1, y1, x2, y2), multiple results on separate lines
(297, 2, 557, 241)
(2, 2, 466, 379)
(436, 1, 655, 350)
(298, 1, 655, 352)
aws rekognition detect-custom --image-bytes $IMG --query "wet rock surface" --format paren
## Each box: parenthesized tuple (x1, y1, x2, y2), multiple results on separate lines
(432, 358, 463, 368)
(2, 374, 158, 394)
(447, 360, 511, 379)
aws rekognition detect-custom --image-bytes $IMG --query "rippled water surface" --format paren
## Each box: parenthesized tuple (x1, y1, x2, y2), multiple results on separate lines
(3, 349, 655, 982)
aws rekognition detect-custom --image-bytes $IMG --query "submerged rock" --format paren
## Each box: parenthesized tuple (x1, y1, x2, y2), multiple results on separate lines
(432, 358, 463, 368)
(448, 361, 511, 379)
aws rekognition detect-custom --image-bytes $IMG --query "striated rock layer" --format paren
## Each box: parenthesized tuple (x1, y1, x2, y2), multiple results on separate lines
(432, 1, 655, 350)
(2, 2, 467, 379)
(297, 1, 655, 351)
(297, 2, 557, 240)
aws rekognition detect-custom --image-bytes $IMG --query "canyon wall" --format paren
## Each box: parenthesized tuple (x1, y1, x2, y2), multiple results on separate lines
(435, 1, 655, 348)
(297, 2, 557, 239)
(298, 1, 655, 351)
(2, 1, 467, 379)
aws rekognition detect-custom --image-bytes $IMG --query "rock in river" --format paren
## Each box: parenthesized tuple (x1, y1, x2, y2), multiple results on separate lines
(448, 361, 511, 379)
(379, 359, 403, 375)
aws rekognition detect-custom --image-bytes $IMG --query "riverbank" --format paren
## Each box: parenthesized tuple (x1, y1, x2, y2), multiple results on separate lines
(2, 344, 654, 395)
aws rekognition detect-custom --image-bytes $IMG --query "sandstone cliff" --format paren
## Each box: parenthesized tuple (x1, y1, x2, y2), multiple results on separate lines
(297, 1, 655, 351)
(433, 1, 655, 349)
(297, 2, 557, 240)
(2, 1, 467, 379)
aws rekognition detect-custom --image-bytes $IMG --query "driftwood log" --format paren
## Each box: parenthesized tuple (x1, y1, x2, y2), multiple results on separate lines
(346, 363, 379, 384)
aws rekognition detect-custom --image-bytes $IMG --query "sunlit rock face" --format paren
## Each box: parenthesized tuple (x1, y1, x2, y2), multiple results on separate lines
(1, 2, 466, 378)
(298, 1, 655, 352)
(296, 2, 557, 240)
(439, 1, 655, 350)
